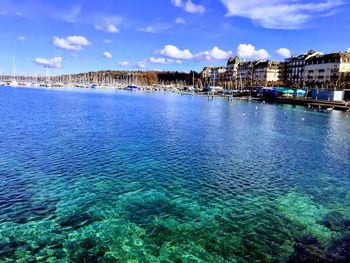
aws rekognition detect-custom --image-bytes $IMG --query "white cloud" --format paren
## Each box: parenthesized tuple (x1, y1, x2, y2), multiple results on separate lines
(159, 45, 193, 59)
(184, 0, 205, 14)
(171, 0, 183, 7)
(17, 36, 25, 41)
(95, 24, 119, 33)
(175, 17, 186, 24)
(117, 56, 182, 69)
(62, 5, 81, 23)
(137, 24, 171, 33)
(194, 47, 232, 61)
(137, 60, 147, 69)
(347, 48, 350, 53)
(276, 48, 291, 58)
(34, 56, 62, 68)
(237, 44, 269, 60)
(138, 26, 157, 33)
(53, 36, 90, 51)
(221, 0, 343, 29)
(104, 39, 112, 43)
(95, 16, 122, 33)
(148, 57, 182, 64)
(171, 0, 205, 14)
(103, 51, 112, 59)
(118, 61, 131, 67)
(107, 24, 119, 33)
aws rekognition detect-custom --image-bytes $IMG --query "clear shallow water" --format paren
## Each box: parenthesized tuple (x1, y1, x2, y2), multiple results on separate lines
(0, 87, 349, 262)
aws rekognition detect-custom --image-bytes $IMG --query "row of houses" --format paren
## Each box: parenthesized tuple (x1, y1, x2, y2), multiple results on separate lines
(201, 50, 350, 88)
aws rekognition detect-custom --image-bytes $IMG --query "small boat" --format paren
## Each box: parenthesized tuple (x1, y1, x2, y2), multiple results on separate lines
(18, 81, 28, 87)
(124, 85, 139, 91)
(7, 80, 19, 87)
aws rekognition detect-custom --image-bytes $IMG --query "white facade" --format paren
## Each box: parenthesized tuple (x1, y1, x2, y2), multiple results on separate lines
(253, 61, 282, 84)
(304, 53, 350, 83)
(225, 57, 240, 81)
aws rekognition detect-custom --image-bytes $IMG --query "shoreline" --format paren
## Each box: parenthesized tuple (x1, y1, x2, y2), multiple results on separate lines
(2, 84, 350, 112)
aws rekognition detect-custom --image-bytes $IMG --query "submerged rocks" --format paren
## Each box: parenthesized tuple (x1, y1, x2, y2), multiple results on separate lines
(327, 233, 350, 262)
(276, 192, 333, 243)
(287, 235, 326, 263)
(0, 238, 28, 261)
(58, 211, 96, 230)
(322, 211, 350, 232)
(288, 233, 350, 263)
(65, 237, 107, 263)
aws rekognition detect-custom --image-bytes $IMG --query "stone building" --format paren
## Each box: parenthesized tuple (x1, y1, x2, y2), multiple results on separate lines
(224, 56, 240, 82)
(304, 52, 350, 84)
(253, 60, 283, 85)
(237, 61, 255, 87)
(201, 66, 226, 85)
(285, 50, 320, 84)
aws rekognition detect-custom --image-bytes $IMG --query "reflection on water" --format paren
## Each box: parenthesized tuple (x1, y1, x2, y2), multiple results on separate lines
(0, 87, 349, 262)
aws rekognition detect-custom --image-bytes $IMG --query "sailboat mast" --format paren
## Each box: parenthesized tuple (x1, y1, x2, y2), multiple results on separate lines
(12, 56, 16, 81)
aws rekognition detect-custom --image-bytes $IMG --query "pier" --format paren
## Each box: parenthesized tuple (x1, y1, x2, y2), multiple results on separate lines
(258, 97, 350, 111)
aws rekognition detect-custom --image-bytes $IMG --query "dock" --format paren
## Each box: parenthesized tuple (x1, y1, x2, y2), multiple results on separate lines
(259, 97, 350, 111)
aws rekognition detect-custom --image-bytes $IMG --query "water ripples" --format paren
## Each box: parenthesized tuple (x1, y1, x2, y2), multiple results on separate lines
(0, 87, 350, 262)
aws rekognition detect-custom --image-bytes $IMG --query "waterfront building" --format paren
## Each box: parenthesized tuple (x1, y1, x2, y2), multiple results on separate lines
(201, 66, 226, 85)
(285, 50, 320, 85)
(201, 66, 214, 81)
(253, 60, 283, 85)
(237, 61, 255, 87)
(304, 52, 350, 85)
(224, 56, 240, 82)
(212, 67, 226, 83)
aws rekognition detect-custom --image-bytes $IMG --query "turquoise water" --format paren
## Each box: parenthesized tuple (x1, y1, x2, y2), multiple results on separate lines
(0, 87, 349, 262)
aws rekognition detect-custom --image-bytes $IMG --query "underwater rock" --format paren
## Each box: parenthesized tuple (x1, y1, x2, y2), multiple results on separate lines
(0, 238, 27, 260)
(276, 192, 333, 243)
(288, 233, 350, 263)
(58, 211, 95, 229)
(65, 237, 107, 262)
(54, 249, 67, 259)
(0, 242, 17, 259)
(287, 235, 327, 263)
(322, 211, 349, 232)
(125, 199, 186, 226)
(327, 233, 350, 262)
(80, 238, 97, 249)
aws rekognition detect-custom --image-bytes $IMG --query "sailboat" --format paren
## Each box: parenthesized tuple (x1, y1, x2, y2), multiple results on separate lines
(9, 56, 19, 87)
(207, 71, 223, 92)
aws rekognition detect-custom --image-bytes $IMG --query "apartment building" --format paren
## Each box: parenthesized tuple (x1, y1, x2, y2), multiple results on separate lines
(224, 56, 240, 82)
(304, 52, 350, 83)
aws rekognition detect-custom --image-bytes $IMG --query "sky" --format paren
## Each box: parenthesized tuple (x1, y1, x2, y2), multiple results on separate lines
(0, 0, 350, 75)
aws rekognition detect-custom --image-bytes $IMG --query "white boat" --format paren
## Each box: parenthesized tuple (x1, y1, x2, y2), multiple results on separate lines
(18, 81, 28, 87)
(207, 86, 223, 91)
(8, 56, 19, 87)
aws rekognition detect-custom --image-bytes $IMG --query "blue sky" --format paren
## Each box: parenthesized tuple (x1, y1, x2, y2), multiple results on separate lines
(0, 0, 349, 75)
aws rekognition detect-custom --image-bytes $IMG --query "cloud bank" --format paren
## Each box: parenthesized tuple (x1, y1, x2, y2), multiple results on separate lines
(221, 0, 343, 29)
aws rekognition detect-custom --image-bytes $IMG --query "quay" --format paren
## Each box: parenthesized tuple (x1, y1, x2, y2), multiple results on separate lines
(256, 97, 350, 111)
